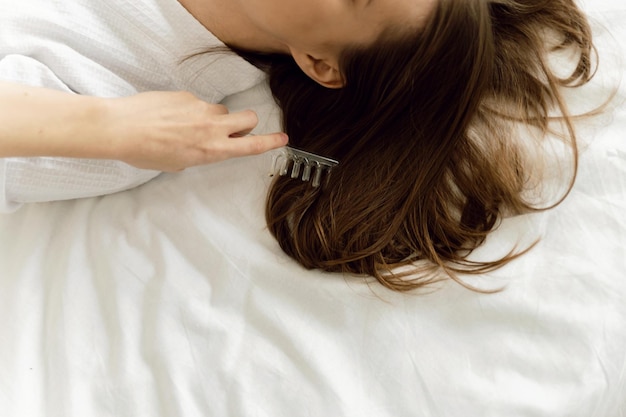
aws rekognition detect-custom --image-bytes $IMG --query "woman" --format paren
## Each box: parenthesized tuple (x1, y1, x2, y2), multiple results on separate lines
(0, 0, 598, 290)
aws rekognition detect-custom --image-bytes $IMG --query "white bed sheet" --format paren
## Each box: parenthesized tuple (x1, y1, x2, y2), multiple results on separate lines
(1, 5, 626, 417)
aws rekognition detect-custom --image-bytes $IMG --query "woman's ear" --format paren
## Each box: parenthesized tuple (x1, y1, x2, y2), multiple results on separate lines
(289, 49, 345, 89)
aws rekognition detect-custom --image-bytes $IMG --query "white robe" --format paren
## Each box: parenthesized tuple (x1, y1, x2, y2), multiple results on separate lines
(0, 0, 265, 211)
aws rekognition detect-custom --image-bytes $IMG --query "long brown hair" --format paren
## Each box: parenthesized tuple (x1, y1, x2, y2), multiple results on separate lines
(252, 0, 596, 291)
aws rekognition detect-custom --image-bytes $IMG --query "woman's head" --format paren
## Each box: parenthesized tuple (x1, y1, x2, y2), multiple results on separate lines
(235, 0, 437, 88)
(256, 0, 595, 291)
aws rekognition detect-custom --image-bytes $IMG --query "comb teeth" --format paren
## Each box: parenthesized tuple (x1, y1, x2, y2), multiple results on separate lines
(270, 146, 339, 187)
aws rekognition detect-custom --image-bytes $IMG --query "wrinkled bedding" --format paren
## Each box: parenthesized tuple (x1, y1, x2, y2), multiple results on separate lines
(1, 3, 625, 416)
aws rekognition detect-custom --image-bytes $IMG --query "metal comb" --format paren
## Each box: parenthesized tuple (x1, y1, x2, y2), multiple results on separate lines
(270, 146, 339, 188)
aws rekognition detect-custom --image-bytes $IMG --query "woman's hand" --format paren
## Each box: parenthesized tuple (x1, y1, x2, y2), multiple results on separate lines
(100, 91, 288, 172)
(0, 83, 287, 171)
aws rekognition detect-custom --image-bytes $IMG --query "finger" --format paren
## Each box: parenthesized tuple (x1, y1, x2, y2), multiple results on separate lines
(229, 127, 254, 138)
(218, 109, 259, 136)
(208, 103, 229, 115)
(222, 132, 288, 158)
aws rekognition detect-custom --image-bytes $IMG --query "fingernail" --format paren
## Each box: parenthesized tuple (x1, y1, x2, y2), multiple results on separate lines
(280, 133, 289, 143)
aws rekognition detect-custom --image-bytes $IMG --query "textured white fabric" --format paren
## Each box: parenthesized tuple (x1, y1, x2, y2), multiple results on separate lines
(0, 2, 625, 417)
(0, 0, 264, 212)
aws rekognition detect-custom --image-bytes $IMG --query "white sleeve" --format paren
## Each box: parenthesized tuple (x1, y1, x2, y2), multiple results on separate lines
(2, 157, 160, 206)
(0, 159, 20, 213)
(0, 54, 160, 212)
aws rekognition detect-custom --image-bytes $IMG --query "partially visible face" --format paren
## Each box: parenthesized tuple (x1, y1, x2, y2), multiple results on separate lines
(238, 0, 437, 85)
